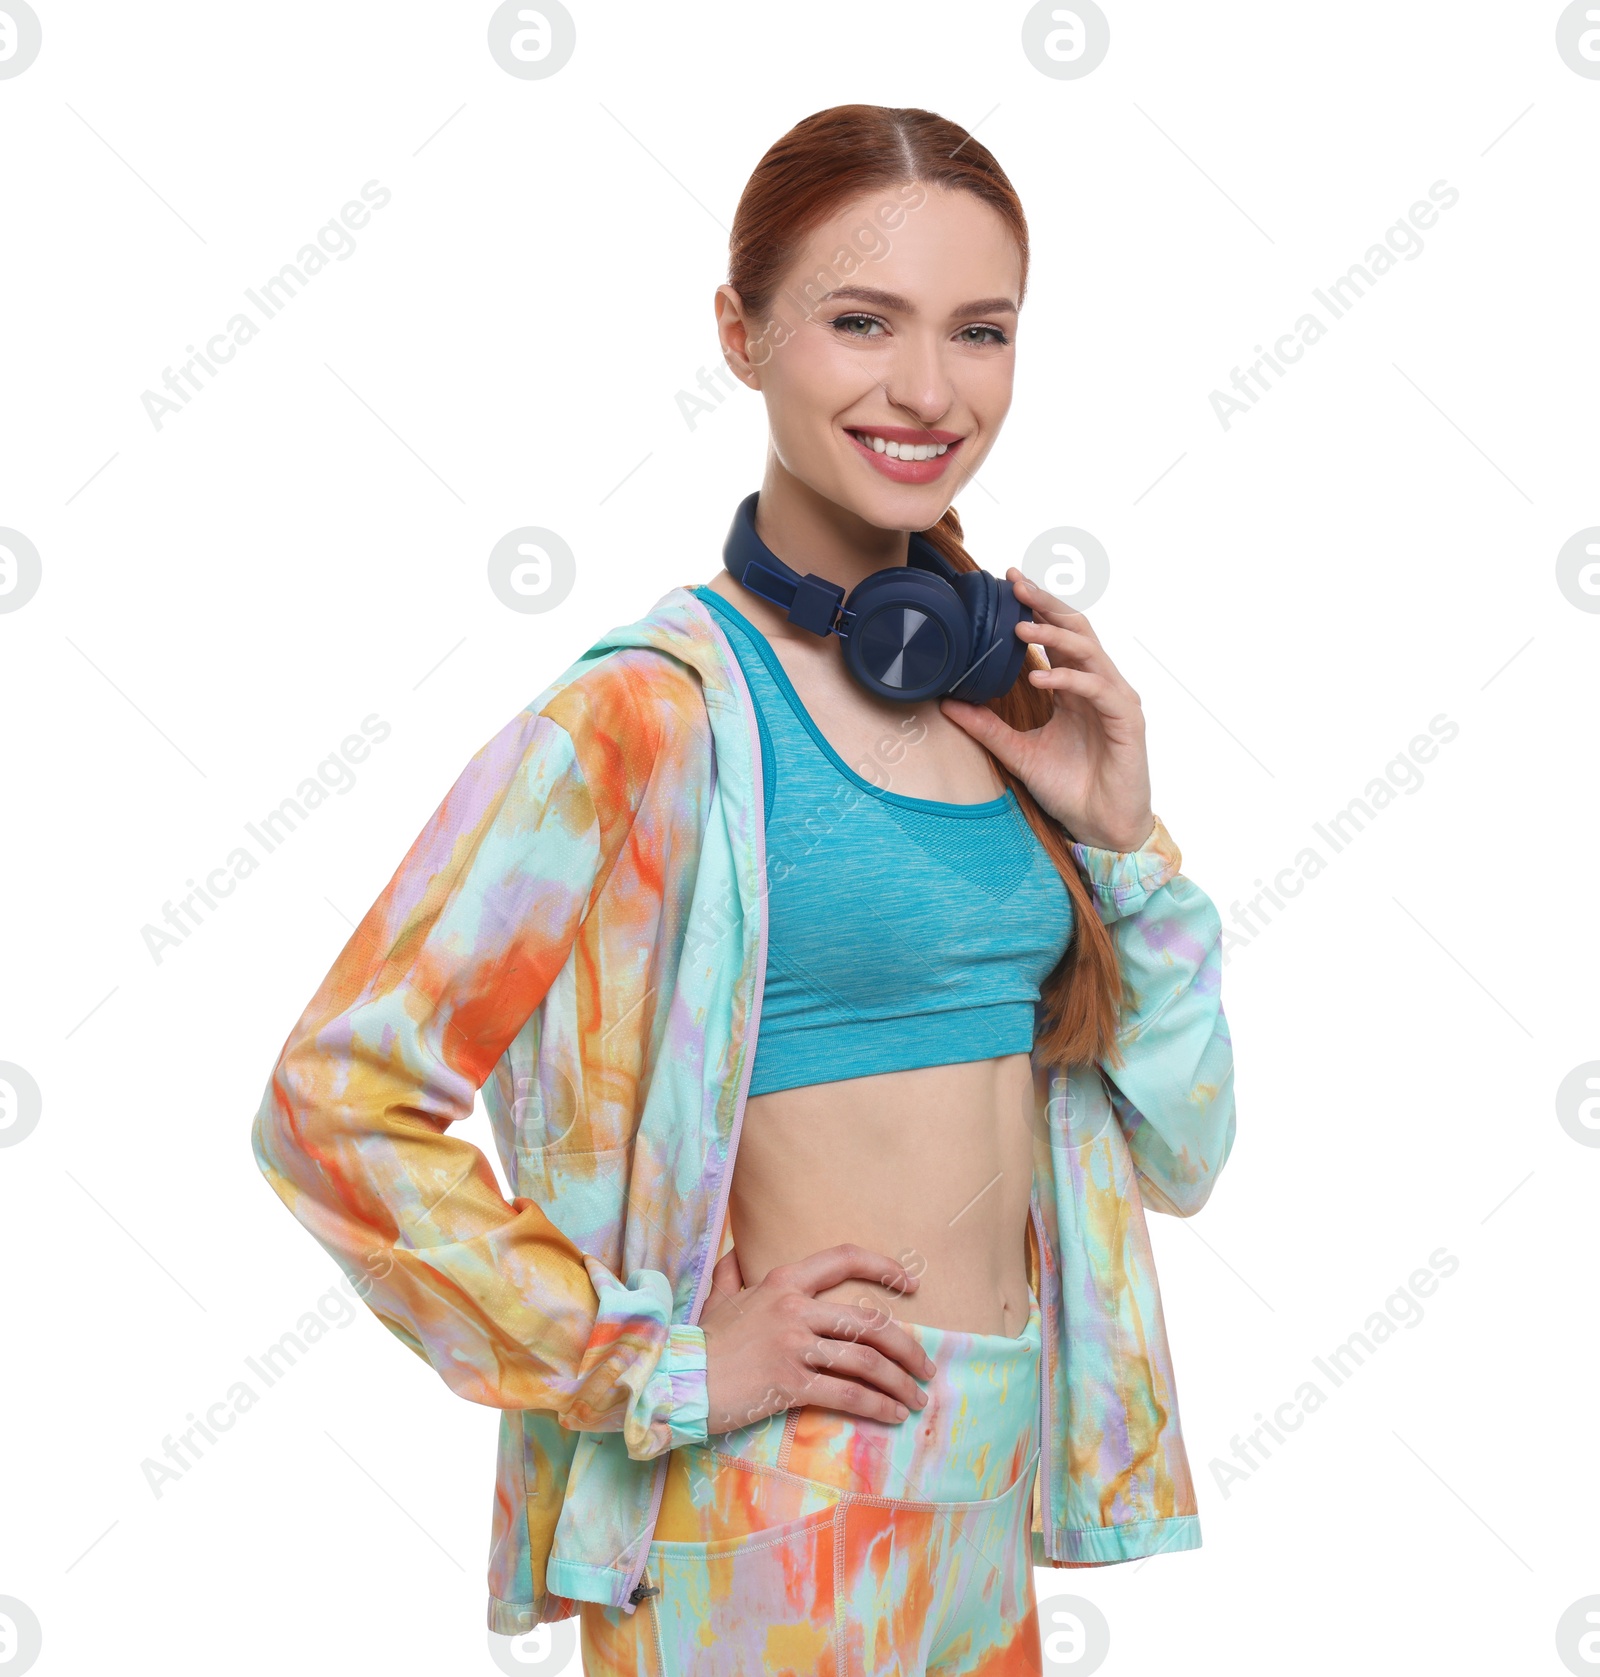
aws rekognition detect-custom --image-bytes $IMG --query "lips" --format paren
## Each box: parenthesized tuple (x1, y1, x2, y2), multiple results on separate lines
(844, 425, 966, 484)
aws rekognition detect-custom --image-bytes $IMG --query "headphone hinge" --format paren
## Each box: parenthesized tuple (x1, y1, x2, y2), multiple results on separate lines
(786, 571, 846, 637)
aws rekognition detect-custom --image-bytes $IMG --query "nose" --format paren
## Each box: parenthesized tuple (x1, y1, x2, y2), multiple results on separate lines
(880, 327, 955, 428)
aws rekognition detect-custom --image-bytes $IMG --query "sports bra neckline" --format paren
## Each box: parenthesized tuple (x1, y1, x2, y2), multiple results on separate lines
(693, 582, 1014, 819)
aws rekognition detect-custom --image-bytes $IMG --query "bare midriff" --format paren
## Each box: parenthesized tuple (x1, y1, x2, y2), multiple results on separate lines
(727, 1052, 1038, 1338)
(697, 568, 1043, 1341)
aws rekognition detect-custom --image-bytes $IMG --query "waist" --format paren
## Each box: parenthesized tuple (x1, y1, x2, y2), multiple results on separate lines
(684, 1286, 1042, 1515)
(727, 1055, 1038, 1337)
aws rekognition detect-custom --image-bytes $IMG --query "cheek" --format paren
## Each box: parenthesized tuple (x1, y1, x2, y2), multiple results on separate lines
(956, 364, 1015, 451)
(970, 356, 1017, 422)
(764, 336, 853, 441)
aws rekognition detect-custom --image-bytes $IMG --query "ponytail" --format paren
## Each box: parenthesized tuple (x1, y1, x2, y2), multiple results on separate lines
(919, 507, 1124, 1070)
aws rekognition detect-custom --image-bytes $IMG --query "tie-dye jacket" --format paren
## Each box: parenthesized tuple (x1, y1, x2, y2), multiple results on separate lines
(250, 584, 1236, 1631)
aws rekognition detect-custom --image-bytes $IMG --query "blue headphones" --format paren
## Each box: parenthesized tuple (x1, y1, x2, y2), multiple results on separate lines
(722, 491, 1032, 705)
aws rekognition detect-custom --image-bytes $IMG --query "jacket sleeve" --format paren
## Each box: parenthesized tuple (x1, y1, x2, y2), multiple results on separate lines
(249, 677, 710, 1459)
(1069, 815, 1236, 1217)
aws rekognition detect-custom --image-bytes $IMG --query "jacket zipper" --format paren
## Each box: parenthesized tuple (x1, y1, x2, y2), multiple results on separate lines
(619, 595, 772, 1612)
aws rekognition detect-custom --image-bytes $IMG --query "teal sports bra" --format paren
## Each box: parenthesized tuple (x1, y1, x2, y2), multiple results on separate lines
(693, 584, 1075, 1098)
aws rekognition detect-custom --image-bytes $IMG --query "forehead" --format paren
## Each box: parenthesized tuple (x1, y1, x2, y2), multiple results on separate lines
(788, 183, 1022, 310)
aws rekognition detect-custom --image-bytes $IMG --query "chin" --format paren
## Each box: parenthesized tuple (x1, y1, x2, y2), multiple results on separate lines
(831, 473, 960, 535)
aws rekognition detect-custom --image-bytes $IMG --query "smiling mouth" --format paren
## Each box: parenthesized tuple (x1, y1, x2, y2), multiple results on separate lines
(844, 427, 961, 461)
(843, 427, 966, 482)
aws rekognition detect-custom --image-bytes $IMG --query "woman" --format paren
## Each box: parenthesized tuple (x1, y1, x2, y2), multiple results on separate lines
(252, 105, 1234, 1674)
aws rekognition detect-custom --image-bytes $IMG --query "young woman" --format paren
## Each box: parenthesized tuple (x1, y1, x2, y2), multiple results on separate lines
(252, 105, 1235, 1675)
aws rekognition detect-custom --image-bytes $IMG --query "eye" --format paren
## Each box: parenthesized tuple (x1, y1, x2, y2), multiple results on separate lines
(831, 312, 888, 338)
(957, 323, 1010, 347)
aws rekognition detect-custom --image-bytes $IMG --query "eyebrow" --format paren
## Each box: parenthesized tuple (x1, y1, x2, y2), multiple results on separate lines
(819, 285, 1018, 317)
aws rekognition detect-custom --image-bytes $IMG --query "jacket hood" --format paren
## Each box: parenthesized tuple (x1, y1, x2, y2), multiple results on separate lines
(577, 583, 737, 699)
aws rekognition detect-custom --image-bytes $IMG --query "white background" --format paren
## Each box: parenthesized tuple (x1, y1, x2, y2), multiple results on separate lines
(2, 3, 1596, 1674)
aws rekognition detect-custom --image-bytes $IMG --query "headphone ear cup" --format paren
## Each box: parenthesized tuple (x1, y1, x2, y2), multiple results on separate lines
(840, 567, 971, 702)
(967, 569, 997, 690)
(946, 569, 1029, 703)
(966, 573, 992, 690)
(947, 569, 984, 698)
(990, 585, 1033, 698)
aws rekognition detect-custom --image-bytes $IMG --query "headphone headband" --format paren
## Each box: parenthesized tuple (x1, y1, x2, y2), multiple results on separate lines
(723, 493, 959, 636)
(720, 491, 1030, 705)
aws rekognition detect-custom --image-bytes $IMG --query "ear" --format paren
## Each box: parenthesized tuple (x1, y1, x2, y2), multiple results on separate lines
(714, 284, 765, 392)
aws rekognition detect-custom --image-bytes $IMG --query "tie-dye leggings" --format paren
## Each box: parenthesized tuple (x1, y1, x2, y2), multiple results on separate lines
(580, 1287, 1044, 1676)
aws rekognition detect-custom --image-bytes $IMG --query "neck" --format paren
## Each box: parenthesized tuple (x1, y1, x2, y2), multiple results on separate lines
(751, 457, 912, 598)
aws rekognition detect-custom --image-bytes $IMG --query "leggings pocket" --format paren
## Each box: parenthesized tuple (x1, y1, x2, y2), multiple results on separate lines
(655, 1441, 842, 1544)
(585, 1452, 1045, 1677)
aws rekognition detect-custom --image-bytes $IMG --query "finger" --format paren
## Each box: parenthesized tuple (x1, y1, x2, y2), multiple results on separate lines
(1026, 664, 1140, 719)
(1007, 569, 1105, 645)
(780, 1243, 921, 1300)
(808, 1301, 937, 1380)
(1013, 617, 1115, 677)
(936, 695, 1009, 742)
(803, 1372, 913, 1425)
(936, 697, 1035, 776)
(804, 1337, 929, 1411)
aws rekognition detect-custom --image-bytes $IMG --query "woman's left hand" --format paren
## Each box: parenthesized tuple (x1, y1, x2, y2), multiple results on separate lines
(938, 569, 1155, 854)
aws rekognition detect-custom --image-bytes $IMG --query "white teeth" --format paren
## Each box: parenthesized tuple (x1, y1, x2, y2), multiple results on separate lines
(855, 433, 950, 460)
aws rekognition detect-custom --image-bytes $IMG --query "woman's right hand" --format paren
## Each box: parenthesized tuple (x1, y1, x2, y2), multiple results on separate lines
(698, 1242, 936, 1435)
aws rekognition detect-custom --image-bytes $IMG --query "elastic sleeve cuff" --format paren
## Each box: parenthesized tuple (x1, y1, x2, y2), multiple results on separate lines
(1069, 815, 1183, 923)
(662, 1323, 710, 1448)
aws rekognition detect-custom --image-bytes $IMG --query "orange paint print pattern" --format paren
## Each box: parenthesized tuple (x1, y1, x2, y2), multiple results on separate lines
(582, 1292, 1045, 1675)
(248, 586, 1236, 1628)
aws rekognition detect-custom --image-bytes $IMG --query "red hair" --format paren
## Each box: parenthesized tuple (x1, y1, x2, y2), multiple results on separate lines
(729, 105, 1124, 1070)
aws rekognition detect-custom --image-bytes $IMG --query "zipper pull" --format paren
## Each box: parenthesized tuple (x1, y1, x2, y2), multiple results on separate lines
(627, 1582, 661, 1606)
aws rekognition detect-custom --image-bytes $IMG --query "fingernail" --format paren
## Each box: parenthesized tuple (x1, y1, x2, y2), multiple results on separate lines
(894, 1404, 908, 1420)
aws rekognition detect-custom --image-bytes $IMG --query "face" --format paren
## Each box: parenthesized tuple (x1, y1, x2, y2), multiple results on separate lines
(716, 183, 1022, 534)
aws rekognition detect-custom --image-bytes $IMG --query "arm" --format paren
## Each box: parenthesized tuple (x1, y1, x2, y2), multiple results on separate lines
(1069, 815, 1236, 1216)
(249, 670, 709, 1459)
